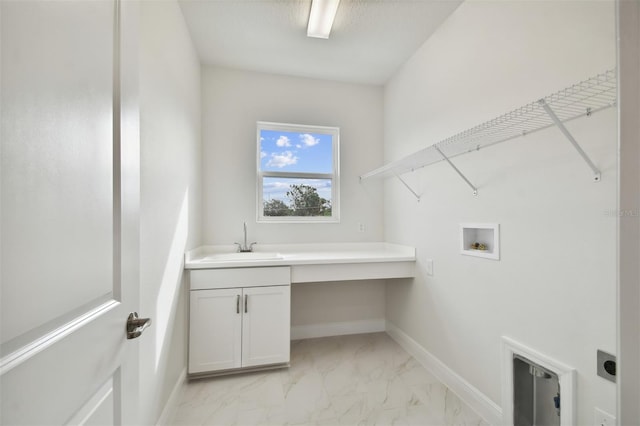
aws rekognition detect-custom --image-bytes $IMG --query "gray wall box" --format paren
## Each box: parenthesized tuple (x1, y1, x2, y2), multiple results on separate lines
(502, 337, 577, 425)
(514, 356, 561, 426)
(596, 350, 616, 383)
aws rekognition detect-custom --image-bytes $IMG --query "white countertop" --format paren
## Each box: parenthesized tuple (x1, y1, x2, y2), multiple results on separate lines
(184, 242, 416, 270)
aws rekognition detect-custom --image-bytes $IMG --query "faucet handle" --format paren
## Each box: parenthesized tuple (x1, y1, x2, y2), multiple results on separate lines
(249, 242, 257, 251)
(233, 242, 242, 252)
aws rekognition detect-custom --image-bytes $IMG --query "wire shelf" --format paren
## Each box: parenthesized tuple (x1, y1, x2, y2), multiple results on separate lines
(360, 69, 617, 182)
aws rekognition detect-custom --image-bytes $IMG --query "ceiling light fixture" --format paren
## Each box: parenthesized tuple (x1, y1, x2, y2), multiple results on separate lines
(307, 0, 340, 39)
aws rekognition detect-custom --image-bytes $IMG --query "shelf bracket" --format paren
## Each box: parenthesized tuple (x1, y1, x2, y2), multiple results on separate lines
(434, 146, 478, 196)
(393, 173, 420, 202)
(538, 99, 602, 182)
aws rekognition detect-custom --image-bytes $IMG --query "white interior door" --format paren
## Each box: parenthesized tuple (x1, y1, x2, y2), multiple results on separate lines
(1, 0, 141, 424)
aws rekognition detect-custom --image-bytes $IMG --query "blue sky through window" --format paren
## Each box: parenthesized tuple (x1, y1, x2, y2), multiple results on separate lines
(260, 129, 333, 174)
(263, 177, 332, 203)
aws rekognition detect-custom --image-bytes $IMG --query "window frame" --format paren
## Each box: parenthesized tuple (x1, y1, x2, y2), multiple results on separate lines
(256, 121, 340, 223)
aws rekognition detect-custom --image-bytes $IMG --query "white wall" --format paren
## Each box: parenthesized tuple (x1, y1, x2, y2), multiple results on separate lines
(139, 1, 201, 424)
(202, 66, 384, 244)
(202, 67, 386, 332)
(383, 1, 617, 424)
(291, 280, 386, 339)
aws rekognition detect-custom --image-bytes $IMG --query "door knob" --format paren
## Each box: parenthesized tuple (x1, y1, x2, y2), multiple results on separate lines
(126, 312, 152, 339)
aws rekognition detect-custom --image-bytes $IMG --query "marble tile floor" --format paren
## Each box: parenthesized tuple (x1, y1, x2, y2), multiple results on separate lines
(171, 332, 488, 426)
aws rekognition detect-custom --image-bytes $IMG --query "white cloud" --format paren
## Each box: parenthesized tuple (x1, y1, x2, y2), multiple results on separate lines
(260, 151, 267, 158)
(263, 181, 291, 190)
(296, 144, 302, 149)
(267, 151, 298, 168)
(276, 136, 291, 147)
(300, 133, 320, 147)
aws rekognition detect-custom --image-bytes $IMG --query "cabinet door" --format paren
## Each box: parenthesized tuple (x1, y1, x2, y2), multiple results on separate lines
(241, 285, 291, 368)
(189, 288, 242, 374)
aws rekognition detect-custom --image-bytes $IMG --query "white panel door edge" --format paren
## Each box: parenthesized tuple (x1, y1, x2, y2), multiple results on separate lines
(0, 1, 141, 424)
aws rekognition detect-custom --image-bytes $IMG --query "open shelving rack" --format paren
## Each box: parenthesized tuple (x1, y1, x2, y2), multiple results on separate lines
(359, 69, 617, 200)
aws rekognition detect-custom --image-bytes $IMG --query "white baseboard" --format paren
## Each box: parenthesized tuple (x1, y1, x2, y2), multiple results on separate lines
(156, 368, 187, 426)
(291, 319, 385, 340)
(385, 321, 502, 425)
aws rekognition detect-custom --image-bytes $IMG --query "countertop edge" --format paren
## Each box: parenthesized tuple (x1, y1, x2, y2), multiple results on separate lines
(184, 242, 416, 270)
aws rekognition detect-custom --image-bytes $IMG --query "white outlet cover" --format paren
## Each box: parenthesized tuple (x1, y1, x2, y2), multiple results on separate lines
(594, 407, 616, 426)
(426, 259, 433, 276)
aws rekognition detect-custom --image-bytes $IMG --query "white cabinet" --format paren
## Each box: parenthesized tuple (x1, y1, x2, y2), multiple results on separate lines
(189, 288, 243, 373)
(241, 285, 291, 368)
(188, 267, 291, 375)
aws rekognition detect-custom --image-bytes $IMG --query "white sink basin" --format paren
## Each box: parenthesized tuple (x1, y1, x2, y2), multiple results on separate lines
(201, 252, 283, 262)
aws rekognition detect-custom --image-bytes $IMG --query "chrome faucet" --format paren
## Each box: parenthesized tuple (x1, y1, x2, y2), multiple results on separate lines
(235, 222, 256, 252)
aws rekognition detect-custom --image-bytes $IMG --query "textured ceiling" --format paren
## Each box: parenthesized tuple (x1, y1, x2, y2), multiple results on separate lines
(178, 0, 463, 85)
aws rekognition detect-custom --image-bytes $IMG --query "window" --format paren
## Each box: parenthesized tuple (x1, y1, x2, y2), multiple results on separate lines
(257, 121, 340, 222)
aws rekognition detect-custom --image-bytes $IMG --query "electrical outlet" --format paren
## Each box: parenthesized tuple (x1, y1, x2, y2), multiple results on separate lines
(426, 259, 434, 276)
(597, 350, 616, 382)
(595, 407, 616, 426)
(358, 223, 365, 232)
